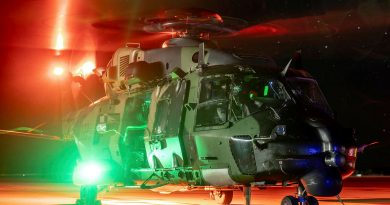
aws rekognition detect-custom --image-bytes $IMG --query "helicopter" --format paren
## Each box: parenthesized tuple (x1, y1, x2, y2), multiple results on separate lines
(62, 9, 358, 205)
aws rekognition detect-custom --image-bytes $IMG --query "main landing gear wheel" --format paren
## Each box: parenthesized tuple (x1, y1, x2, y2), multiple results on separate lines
(76, 185, 101, 205)
(243, 185, 251, 205)
(280, 183, 319, 205)
(307, 196, 319, 205)
(210, 190, 233, 205)
(281, 196, 298, 205)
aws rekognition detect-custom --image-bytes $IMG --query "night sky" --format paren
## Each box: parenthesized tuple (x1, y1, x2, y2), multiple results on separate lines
(0, 0, 389, 175)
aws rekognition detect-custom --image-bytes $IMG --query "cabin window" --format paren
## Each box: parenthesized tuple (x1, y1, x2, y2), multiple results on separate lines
(152, 80, 188, 137)
(166, 80, 188, 137)
(95, 113, 120, 145)
(123, 96, 150, 128)
(153, 98, 170, 135)
(120, 93, 151, 169)
(196, 77, 230, 127)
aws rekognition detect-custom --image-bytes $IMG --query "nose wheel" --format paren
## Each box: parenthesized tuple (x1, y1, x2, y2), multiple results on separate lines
(76, 185, 102, 205)
(209, 190, 233, 204)
(209, 185, 252, 205)
(281, 196, 298, 205)
(306, 196, 319, 205)
(281, 183, 319, 205)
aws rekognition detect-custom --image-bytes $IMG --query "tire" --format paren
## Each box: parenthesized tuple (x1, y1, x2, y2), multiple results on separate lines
(281, 196, 298, 205)
(78, 185, 99, 205)
(76, 199, 101, 205)
(213, 190, 233, 205)
(307, 196, 319, 205)
(209, 191, 216, 200)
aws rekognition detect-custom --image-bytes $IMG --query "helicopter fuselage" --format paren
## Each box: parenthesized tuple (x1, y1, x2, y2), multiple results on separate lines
(67, 39, 357, 201)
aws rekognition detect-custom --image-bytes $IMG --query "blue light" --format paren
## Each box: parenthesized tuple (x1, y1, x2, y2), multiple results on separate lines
(307, 146, 321, 155)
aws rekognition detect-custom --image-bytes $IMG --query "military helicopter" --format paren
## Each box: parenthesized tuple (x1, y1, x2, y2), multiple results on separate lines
(63, 9, 358, 205)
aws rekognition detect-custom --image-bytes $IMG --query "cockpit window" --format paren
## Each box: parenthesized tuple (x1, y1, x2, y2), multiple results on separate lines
(196, 75, 293, 125)
(196, 77, 230, 127)
(230, 76, 291, 121)
(199, 78, 229, 103)
(286, 77, 333, 116)
(233, 76, 290, 100)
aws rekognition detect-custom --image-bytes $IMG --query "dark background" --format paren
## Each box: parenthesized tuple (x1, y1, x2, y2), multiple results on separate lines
(0, 0, 389, 177)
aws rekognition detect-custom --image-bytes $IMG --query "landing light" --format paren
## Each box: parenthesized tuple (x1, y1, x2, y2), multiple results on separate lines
(53, 66, 64, 76)
(79, 61, 95, 77)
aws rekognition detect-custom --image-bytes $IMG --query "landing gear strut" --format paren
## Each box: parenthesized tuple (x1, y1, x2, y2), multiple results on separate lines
(76, 185, 102, 205)
(209, 190, 233, 205)
(281, 183, 319, 205)
(243, 185, 251, 205)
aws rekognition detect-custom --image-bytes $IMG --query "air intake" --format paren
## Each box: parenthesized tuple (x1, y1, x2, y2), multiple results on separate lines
(119, 55, 129, 77)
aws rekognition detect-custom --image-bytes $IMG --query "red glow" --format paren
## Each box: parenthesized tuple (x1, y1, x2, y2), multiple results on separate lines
(151, 8, 224, 24)
(72, 56, 96, 78)
(55, 33, 64, 55)
(131, 33, 172, 48)
(78, 61, 95, 77)
(236, 24, 287, 37)
(212, 13, 223, 23)
(342, 147, 358, 179)
(53, 66, 64, 76)
(52, 0, 69, 52)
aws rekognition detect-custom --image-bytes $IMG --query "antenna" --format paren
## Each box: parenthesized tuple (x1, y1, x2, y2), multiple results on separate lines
(292, 49, 303, 69)
(197, 42, 206, 70)
(281, 59, 292, 76)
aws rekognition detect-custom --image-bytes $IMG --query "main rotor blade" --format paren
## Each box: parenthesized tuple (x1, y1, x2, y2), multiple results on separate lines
(0, 129, 62, 141)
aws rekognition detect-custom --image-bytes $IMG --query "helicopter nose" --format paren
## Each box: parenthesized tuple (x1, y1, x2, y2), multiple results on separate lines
(310, 120, 357, 178)
(296, 120, 357, 196)
(316, 126, 348, 167)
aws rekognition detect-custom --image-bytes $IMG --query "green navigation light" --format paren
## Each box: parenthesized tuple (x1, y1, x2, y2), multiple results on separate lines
(74, 161, 105, 185)
(263, 85, 269, 96)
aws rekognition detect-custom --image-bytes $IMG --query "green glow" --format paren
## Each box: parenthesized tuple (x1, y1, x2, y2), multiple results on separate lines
(96, 123, 107, 132)
(12, 127, 43, 133)
(75, 161, 105, 185)
(126, 125, 147, 130)
(170, 72, 179, 79)
(249, 93, 255, 99)
(142, 100, 151, 113)
(263, 85, 269, 96)
(144, 100, 151, 104)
